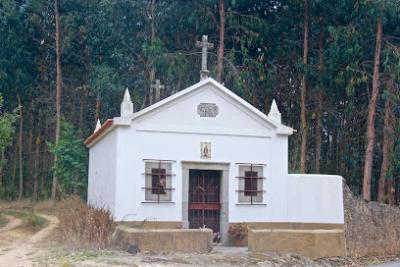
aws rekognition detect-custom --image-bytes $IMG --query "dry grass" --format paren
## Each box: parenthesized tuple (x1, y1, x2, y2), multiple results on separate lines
(56, 196, 115, 249)
(0, 199, 32, 213)
(0, 199, 55, 214)
(3, 209, 48, 230)
(0, 213, 7, 226)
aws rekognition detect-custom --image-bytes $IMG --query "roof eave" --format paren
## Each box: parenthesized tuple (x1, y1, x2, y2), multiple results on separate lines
(84, 119, 115, 148)
(207, 78, 294, 131)
(85, 77, 295, 147)
(277, 125, 294, 136)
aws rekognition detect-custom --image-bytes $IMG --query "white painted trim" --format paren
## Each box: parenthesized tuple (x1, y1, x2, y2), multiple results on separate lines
(236, 203, 267, 206)
(235, 163, 267, 166)
(141, 201, 176, 204)
(180, 160, 231, 165)
(88, 78, 293, 147)
(142, 159, 177, 163)
(288, 174, 342, 179)
(123, 78, 293, 132)
(136, 128, 272, 139)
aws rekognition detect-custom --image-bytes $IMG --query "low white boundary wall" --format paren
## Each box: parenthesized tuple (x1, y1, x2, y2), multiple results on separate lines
(287, 174, 344, 224)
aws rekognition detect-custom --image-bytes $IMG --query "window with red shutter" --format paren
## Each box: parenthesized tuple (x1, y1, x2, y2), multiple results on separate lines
(244, 171, 258, 196)
(143, 160, 174, 202)
(151, 168, 166, 194)
(237, 164, 265, 204)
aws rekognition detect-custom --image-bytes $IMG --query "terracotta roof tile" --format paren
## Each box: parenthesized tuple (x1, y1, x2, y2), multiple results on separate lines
(84, 119, 114, 146)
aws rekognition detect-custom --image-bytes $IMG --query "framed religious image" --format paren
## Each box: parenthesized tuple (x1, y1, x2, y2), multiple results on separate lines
(200, 142, 211, 159)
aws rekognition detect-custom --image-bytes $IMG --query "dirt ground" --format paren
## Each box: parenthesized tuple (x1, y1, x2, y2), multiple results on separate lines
(0, 213, 58, 267)
(11, 243, 400, 267)
(0, 210, 400, 267)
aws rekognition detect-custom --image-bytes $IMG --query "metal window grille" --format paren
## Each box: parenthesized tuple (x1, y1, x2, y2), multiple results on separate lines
(244, 171, 258, 196)
(151, 168, 166, 194)
(143, 160, 175, 202)
(236, 164, 265, 204)
(188, 170, 221, 233)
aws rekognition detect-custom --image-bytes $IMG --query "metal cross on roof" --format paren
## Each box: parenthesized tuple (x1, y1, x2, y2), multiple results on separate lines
(195, 35, 214, 81)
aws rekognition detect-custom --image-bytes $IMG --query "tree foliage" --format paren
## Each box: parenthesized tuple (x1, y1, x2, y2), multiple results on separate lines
(0, 0, 399, 202)
(48, 119, 87, 197)
(0, 94, 17, 156)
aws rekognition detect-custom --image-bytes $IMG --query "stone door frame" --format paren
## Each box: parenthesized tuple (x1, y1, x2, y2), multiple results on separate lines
(181, 161, 230, 244)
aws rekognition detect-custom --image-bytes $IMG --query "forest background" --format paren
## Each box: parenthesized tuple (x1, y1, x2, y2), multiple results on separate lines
(0, 0, 399, 204)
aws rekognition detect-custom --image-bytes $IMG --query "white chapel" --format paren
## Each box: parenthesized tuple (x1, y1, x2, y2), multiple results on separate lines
(85, 35, 344, 244)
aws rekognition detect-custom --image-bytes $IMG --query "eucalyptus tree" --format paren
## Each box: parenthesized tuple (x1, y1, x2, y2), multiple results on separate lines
(0, 94, 18, 188)
(0, 0, 399, 202)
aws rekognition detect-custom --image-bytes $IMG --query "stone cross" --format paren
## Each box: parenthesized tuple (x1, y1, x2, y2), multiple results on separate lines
(151, 79, 164, 104)
(195, 35, 214, 81)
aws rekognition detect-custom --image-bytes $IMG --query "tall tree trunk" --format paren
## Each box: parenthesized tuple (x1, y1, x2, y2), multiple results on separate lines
(73, 175, 79, 195)
(216, 0, 225, 82)
(52, 0, 62, 202)
(41, 111, 49, 198)
(79, 86, 86, 134)
(11, 139, 18, 189)
(377, 80, 394, 203)
(28, 125, 33, 192)
(17, 96, 23, 200)
(252, 87, 258, 107)
(300, 0, 309, 173)
(315, 22, 324, 174)
(95, 93, 101, 122)
(0, 150, 4, 186)
(149, 0, 156, 83)
(387, 179, 395, 205)
(32, 135, 40, 203)
(363, 17, 382, 201)
(151, 0, 156, 41)
(331, 128, 338, 175)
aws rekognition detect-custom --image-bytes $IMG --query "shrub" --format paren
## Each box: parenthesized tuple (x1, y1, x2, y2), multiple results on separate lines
(24, 212, 47, 229)
(56, 196, 115, 249)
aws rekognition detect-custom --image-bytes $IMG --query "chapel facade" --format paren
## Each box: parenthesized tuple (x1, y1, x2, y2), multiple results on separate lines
(85, 35, 344, 245)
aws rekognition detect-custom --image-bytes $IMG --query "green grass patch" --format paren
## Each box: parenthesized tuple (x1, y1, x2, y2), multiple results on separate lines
(0, 213, 7, 227)
(3, 209, 48, 230)
(58, 249, 118, 265)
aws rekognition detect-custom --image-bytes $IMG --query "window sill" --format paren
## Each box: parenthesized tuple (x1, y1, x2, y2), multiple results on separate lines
(236, 203, 267, 206)
(141, 201, 175, 204)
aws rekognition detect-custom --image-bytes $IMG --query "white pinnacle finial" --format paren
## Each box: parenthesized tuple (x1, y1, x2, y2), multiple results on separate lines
(94, 119, 101, 132)
(268, 99, 281, 123)
(120, 88, 134, 117)
(123, 88, 131, 102)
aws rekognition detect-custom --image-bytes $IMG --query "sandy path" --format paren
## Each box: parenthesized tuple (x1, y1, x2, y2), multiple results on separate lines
(0, 215, 22, 234)
(371, 262, 400, 267)
(0, 213, 58, 267)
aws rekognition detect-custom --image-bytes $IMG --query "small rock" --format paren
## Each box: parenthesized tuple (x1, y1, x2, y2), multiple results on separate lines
(127, 244, 139, 254)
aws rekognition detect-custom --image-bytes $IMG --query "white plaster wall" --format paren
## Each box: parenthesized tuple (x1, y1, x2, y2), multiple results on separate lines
(114, 126, 184, 222)
(87, 130, 117, 214)
(229, 134, 289, 223)
(112, 84, 289, 222)
(287, 174, 344, 224)
(113, 128, 290, 223)
(96, 82, 344, 225)
(133, 84, 276, 136)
